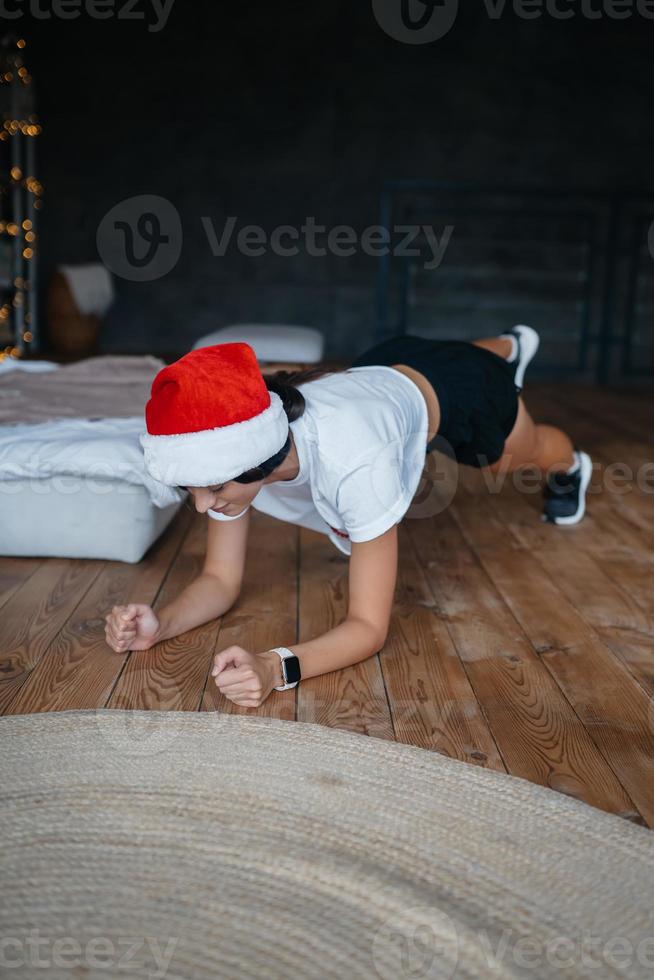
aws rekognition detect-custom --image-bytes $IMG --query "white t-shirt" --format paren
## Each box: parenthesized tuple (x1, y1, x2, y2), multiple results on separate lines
(248, 365, 429, 556)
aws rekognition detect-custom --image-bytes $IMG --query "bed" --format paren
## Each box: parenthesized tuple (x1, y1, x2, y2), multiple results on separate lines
(0, 356, 184, 563)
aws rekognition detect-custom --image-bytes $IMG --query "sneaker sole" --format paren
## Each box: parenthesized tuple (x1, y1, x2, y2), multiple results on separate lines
(542, 450, 593, 526)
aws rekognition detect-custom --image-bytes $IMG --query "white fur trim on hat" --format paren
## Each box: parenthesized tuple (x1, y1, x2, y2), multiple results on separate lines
(139, 390, 289, 487)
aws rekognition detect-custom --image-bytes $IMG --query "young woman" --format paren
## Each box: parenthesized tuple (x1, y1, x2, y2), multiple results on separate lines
(104, 327, 592, 708)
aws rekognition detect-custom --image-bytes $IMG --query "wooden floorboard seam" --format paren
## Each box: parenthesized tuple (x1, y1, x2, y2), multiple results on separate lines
(447, 465, 651, 824)
(103, 510, 196, 710)
(2, 561, 108, 715)
(403, 519, 513, 777)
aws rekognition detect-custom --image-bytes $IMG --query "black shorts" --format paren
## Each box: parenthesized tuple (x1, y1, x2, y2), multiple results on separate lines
(349, 334, 520, 468)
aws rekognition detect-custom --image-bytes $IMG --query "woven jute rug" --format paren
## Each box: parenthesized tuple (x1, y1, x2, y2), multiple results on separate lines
(1, 710, 652, 979)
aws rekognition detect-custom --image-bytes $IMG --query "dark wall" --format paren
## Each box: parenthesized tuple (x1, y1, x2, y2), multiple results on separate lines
(23, 1, 654, 363)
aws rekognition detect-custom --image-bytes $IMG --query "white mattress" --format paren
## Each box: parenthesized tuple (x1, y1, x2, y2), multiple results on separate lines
(0, 476, 182, 564)
(0, 358, 185, 564)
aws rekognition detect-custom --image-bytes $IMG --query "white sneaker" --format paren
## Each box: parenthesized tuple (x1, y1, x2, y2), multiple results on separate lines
(500, 324, 540, 391)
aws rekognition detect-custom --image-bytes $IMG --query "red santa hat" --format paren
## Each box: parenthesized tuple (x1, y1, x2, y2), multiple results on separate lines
(139, 342, 289, 487)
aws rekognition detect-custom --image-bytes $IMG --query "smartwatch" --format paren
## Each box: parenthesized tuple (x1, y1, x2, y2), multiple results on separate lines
(269, 646, 301, 691)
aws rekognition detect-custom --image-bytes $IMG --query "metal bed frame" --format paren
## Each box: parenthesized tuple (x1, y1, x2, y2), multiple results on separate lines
(376, 180, 654, 384)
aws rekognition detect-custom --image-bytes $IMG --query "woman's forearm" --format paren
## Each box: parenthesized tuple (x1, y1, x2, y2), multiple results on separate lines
(155, 573, 239, 643)
(268, 617, 384, 683)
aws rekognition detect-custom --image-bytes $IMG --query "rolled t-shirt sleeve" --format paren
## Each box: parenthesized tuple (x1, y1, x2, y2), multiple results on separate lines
(334, 448, 412, 543)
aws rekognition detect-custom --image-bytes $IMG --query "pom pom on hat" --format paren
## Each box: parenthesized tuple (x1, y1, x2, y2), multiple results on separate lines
(139, 342, 289, 487)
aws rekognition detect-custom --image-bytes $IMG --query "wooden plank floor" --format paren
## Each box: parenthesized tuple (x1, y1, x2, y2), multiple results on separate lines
(1, 384, 653, 827)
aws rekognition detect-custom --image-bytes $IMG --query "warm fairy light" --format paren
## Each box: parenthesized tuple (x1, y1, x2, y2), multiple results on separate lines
(0, 39, 42, 355)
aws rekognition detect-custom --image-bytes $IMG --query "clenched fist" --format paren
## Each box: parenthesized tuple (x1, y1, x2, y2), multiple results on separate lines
(211, 645, 282, 708)
(104, 603, 160, 653)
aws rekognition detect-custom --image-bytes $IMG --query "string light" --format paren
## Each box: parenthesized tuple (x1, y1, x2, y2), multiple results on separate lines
(0, 35, 42, 358)
(0, 119, 41, 137)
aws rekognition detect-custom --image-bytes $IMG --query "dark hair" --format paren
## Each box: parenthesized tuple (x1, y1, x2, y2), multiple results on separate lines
(231, 363, 348, 483)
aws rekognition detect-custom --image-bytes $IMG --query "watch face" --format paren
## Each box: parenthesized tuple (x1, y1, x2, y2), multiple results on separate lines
(283, 655, 301, 684)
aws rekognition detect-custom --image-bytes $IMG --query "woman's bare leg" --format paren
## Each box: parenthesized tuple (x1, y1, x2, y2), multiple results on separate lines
(471, 336, 513, 360)
(488, 397, 575, 476)
(470, 335, 575, 475)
